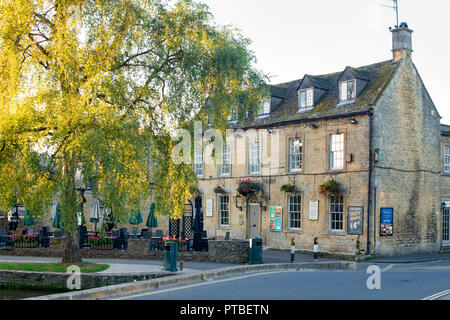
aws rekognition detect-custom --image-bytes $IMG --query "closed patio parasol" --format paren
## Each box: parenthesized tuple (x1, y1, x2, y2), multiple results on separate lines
(52, 204, 62, 229)
(23, 209, 35, 226)
(145, 203, 158, 237)
(129, 209, 143, 225)
(90, 199, 101, 232)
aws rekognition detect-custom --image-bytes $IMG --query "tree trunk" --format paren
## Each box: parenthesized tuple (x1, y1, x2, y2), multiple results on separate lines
(62, 231, 82, 264)
(60, 152, 83, 264)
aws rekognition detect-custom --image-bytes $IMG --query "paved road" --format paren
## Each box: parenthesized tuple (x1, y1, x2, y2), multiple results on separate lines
(112, 260, 450, 300)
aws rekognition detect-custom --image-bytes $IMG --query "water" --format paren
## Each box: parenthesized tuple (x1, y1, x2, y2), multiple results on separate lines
(0, 288, 68, 300)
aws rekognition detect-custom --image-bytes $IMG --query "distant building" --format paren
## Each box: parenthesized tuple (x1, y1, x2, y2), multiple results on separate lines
(195, 23, 450, 256)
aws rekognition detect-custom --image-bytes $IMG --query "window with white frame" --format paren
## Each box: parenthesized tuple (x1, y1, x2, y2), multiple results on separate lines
(249, 143, 261, 174)
(288, 195, 301, 229)
(445, 146, 450, 173)
(194, 149, 204, 176)
(329, 195, 344, 231)
(219, 195, 230, 226)
(258, 99, 271, 116)
(220, 144, 232, 176)
(289, 138, 303, 171)
(330, 133, 344, 170)
(340, 80, 356, 102)
(299, 88, 314, 108)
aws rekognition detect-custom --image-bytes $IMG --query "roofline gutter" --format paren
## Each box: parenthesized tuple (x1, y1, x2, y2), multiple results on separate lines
(239, 109, 372, 130)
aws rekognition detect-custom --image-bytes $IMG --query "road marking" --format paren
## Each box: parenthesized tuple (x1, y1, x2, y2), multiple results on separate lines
(113, 271, 285, 300)
(422, 289, 450, 300)
(381, 264, 396, 272)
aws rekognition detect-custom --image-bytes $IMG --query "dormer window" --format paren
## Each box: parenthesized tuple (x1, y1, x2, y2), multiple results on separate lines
(299, 88, 314, 108)
(340, 80, 356, 102)
(258, 99, 271, 116)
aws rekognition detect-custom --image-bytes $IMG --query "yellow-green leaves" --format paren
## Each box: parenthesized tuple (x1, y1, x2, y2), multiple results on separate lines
(0, 0, 266, 225)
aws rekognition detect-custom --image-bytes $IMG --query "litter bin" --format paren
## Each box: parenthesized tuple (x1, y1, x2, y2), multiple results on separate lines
(249, 237, 263, 265)
(164, 241, 178, 272)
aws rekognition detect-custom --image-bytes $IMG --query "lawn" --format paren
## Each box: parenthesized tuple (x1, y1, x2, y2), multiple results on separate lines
(0, 262, 110, 273)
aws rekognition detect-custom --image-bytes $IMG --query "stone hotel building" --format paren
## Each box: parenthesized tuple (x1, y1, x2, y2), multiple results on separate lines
(195, 23, 450, 256)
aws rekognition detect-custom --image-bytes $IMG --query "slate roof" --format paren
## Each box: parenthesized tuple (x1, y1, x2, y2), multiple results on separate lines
(240, 59, 401, 129)
(441, 124, 450, 136)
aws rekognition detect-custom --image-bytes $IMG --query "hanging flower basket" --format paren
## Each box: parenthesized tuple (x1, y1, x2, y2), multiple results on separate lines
(236, 179, 260, 197)
(213, 185, 226, 194)
(280, 184, 296, 193)
(319, 179, 340, 198)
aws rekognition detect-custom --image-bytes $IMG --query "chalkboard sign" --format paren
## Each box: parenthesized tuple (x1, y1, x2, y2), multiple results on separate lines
(347, 206, 364, 235)
(380, 208, 394, 236)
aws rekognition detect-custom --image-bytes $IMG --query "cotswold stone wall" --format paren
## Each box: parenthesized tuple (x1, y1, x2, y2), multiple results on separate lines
(198, 113, 371, 255)
(373, 58, 442, 255)
(0, 270, 171, 290)
(0, 239, 249, 264)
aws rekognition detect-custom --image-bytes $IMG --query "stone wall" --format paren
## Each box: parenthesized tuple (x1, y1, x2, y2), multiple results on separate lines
(0, 270, 171, 290)
(373, 57, 442, 255)
(198, 113, 372, 255)
(0, 239, 250, 264)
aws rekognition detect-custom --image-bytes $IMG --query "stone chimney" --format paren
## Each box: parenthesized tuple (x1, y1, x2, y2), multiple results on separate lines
(391, 22, 413, 61)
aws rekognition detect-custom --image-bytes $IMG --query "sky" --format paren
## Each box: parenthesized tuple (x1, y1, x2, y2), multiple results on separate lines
(200, 0, 450, 124)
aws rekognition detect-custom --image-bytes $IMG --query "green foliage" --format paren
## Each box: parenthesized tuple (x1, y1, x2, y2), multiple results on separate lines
(280, 184, 295, 192)
(318, 179, 340, 198)
(0, 0, 267, 257)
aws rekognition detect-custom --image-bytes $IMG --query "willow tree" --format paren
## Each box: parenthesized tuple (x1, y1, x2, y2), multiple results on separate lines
(0, 0, 267, 263)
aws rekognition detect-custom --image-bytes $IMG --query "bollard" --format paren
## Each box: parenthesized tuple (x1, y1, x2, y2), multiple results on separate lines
(290, 238, 295, 263)
(313, 237, 319, 262)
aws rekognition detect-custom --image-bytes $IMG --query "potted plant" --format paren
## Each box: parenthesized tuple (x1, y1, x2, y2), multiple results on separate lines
(213, 185, 226, 194)
(319, 178, 340, 198)
(236, 179, 260, 197)
(280, 184, 296, 193)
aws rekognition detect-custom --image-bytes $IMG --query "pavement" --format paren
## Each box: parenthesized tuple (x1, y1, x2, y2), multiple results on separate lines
(2, 249, 450, 274)
(362, 251, 450, 264)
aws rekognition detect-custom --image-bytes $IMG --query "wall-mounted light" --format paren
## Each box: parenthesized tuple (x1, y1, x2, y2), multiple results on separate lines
(349, 118, 358, 125)
(267, 128, 273, 134)
(308, 124, 319, 129)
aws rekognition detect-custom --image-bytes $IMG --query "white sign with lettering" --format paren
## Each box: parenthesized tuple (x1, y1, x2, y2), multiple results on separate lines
(206, 199, 213, 217)
(309, 200, 319, 220)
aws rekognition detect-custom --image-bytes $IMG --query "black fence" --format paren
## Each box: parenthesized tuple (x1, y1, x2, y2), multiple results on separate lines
(89, 243, 113, 251)
(12, 239, 39, 248)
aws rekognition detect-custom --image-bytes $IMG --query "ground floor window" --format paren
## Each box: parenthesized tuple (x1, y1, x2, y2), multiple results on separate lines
(329, 195, 344, 231)
(219, 195, 230, 227)
(288, 195, 301, 229)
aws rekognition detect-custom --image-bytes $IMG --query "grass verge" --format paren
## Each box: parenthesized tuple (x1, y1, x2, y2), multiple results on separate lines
(0, 262, 109, 273)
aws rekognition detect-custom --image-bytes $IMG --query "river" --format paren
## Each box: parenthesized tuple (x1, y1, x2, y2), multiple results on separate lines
(0, 288, 68, 300)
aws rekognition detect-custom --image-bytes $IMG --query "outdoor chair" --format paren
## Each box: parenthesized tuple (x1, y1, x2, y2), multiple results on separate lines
(113, 228, 128, 250)
(149, 229, 163, 251)
(79, 225, 90, 249)
(0, 229, 12, 248)
(42, 226, 53, 237)
(153, 229, 163, 238)
(39, 230, 50, 248)
(141, 229, 150, 239)
(129, 226, 137, 239)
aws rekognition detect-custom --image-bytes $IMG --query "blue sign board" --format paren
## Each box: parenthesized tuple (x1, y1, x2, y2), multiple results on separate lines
(380, 208, 394, 236)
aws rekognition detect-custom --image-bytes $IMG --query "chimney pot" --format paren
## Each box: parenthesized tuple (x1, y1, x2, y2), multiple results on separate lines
(391, 23, 413, 61)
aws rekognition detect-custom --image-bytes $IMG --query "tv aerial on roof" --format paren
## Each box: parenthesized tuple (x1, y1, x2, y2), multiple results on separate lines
(381, 0, 399, 28)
